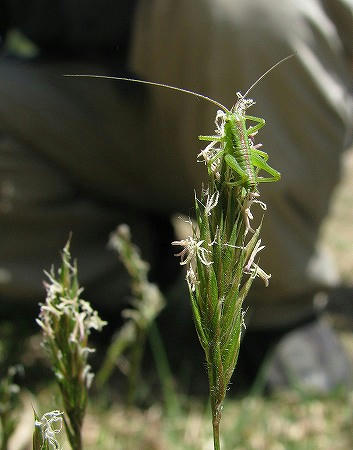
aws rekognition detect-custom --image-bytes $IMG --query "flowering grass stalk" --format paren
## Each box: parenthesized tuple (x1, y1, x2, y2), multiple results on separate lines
(172, 102, 272, 449)
(37, 240, 106, 450)
(97, 225, 165, 405)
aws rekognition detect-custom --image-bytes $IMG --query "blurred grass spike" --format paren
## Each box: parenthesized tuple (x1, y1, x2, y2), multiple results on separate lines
(97, 224, 165, 406)
(37, 238, 106, 450)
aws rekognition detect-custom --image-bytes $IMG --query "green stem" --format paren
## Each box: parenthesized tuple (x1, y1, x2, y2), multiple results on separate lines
(208, 363, 223, 450)
(148, 323, 180, 416)
(210, 392, 223, 450)
(73, 421, 83, 450)
(64, 414, 83, 450)
(127, 329, 145, 406)
(0, 415, 8, 450)
(209, 331, 225, 449)
(212, 418, 221, 450)
(96, 326, 132, 387)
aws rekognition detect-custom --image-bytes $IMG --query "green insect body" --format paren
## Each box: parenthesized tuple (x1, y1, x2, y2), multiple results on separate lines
(198, 94, 281, 192)
(224, 112, 257, 190)
(66, 56, 291, 194)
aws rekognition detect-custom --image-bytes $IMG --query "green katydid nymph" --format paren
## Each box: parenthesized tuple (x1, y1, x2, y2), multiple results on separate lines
(197, 89, 281, 189)
(65, 55, 292, 232)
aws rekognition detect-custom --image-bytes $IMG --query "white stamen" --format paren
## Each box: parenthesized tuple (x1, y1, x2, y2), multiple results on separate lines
(186, 266, 199, 292)
(244, 239, 265, 272)
(243, 239, 271, 287)
(172, 237, 213, 266)
(243, 191, 267, 235)
(205, 191, 219, 216)
(250, 264, 271, 287)
(35, 410, 64, 449)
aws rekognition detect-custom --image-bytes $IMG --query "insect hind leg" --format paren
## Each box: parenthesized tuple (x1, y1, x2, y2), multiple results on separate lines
(224, 154, 250, 186)
(251, 152, 281, 182)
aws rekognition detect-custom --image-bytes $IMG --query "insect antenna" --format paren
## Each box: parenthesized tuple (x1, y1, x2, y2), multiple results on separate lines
(64, 74, 230, 113)
(242, 54, 294, 98)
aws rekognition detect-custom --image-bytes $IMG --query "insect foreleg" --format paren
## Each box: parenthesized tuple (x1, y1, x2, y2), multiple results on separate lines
(245, 115, 265, 136)
(251, 152, 281, 182)
(198, 135, 222, 142)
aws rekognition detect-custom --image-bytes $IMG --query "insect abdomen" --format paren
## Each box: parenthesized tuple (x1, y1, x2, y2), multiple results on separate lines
(224, 115, 256, 189)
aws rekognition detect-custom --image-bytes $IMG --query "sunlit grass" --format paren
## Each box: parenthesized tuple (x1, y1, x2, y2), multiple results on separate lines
(79, 389, 353, 450)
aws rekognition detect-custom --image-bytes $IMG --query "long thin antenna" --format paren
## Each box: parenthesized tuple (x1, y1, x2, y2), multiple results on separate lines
(243, 54, 294, 98)
(64, 74, 230, 113)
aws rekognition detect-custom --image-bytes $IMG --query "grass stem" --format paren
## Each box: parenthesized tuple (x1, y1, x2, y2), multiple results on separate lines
(212, 420, 221, 450)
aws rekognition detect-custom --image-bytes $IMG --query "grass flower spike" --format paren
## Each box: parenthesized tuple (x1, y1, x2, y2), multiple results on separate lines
(37, 240, 106, 450)
(173, 88, 279, 449)
(97, 224, 165, 404)
(67, 57, 288, 448)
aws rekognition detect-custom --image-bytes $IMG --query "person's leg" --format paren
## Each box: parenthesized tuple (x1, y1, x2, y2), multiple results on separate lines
(0, 57, 167, 311)
(129, 0, 353, 328)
